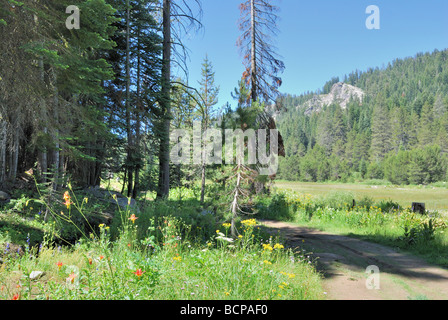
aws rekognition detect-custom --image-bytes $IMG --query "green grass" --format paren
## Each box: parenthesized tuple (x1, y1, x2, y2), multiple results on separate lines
(0, 215, 324, 300)
(274, 180, 448, 212)
(0, 186, 324, 300)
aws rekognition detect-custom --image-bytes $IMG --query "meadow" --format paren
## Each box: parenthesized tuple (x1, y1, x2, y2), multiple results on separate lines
(274, 180, 448, 212)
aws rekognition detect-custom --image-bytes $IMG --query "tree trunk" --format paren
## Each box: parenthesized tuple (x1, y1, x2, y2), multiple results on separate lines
(0, 118, 6, 184)
(132, 29, 142, 200)
(125, 0, 134, 198)
(157, 0, 172, 199)
(38, 57, 47, 182)
(10, 125, 19, 180)
(230, 161, 242, 238)
(250, 0, 257, 103)
(52, 71, 59, 191)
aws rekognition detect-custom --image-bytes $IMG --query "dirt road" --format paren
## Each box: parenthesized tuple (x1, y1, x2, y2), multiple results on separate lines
(261, 220, 448, 300)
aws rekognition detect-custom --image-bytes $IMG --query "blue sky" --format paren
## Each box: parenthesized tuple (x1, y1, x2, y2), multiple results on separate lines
(179, 0, 448, 108)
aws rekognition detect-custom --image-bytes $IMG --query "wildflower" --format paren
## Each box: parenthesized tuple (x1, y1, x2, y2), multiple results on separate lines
(173, 256, 182, 262)
(263, 260, 272, 265)
(63, 191, 71, 209)
(99, 255, 105, 260)
(133, 269, 145, 278)
(99, 224, 105, 228)
(88, 258, 92, 265)
(274, 243, 284, 250)
(262, 244, 273, 252)
(222, 223, 231, 228)
(216, 230, 220, 234)
(12, 293, 20, 300)
(224, 291, 230, 296)
(238, 235, 243, 239)
(241, 219, 257, 227)
(129, 214, 138, 224)
(57, 262, 63, 270)
(67, 272, 77, 284)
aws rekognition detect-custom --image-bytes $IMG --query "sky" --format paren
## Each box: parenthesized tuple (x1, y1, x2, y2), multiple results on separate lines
(178, 0, 448, 109)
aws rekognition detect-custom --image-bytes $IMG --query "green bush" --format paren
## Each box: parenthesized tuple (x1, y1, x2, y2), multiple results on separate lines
(256, 193, 295, 221)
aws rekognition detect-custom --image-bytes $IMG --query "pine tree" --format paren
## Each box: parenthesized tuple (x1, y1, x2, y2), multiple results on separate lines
(370, 101, 392, 162)
(418, 101, 435, 147)
(196, 56, 220, 203)
(237, 0, 284, 104)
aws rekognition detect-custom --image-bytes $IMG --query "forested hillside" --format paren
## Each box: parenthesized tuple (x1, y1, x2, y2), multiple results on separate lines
(277, 48, 448, 185)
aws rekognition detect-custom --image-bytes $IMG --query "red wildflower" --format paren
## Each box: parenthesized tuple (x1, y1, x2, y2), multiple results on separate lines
(133, 269, 145, 278)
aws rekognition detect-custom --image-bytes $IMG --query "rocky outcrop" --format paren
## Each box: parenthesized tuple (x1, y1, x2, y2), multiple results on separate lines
(0, 191, 10, 204)
(301, 82, 365, 115)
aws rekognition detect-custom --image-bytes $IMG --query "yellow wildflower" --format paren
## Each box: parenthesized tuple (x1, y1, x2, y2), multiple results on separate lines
(241, 219, 257, 227)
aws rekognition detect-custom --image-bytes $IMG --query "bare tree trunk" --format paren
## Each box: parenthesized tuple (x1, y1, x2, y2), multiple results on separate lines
(200, 85, 208, 204)
(250, 0, 257, 103)
(230, 161, 242, 238)
(38, 56, 47, 182)
(132, 30, 142, 200)
(157, 0, 172, 199)
(0, 118, 6, 184)
(200, 160, 206, 203)
(125, 0, 133, 198)
(52, 71, 59, 191)
(10, 126, 19, 180)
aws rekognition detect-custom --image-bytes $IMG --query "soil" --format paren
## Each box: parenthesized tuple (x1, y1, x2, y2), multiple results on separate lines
(261, 220, 448, 300)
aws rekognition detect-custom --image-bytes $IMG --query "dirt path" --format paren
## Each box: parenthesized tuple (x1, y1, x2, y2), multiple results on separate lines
(261, 220, 448, 300)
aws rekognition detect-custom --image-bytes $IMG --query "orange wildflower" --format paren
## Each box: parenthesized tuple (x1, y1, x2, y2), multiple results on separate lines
(129, 214, 138, 224)
(63, 191, 71, 209)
